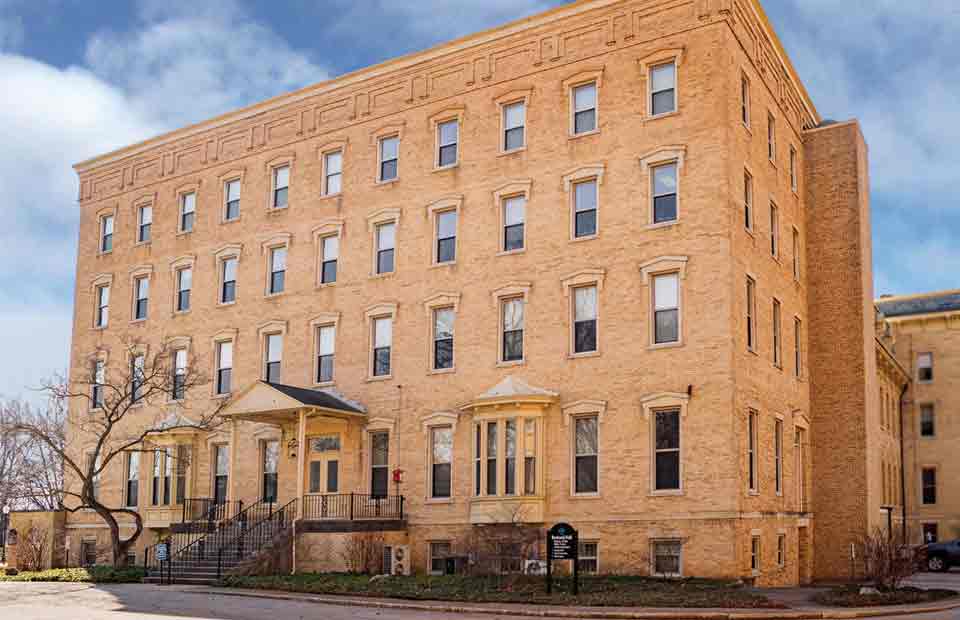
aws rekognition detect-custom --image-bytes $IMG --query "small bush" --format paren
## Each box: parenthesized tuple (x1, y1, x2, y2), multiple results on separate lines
(0, 566, 145, 583)
(3, 568, 19, 576)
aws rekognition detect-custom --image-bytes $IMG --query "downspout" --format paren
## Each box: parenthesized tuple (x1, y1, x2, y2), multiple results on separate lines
(898, 382, 909, 544)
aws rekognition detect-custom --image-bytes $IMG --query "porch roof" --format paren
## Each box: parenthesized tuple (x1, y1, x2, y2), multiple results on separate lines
(219, 381, 366, 424)
(459, 375, 559, 411)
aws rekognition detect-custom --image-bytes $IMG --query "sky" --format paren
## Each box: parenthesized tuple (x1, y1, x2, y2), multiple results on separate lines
(0, 0, 957, 402)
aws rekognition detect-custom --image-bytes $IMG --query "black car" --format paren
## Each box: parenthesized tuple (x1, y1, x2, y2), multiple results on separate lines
(923, 539, 960, 572)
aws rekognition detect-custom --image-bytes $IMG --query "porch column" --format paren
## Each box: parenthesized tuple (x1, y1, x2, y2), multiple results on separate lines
(296, 409, 306, 519)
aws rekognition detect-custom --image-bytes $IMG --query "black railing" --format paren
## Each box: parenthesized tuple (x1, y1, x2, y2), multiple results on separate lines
(301, 493, 404, 521)
(217, 498, 297, 579)
(145, 498, 275, 583)
(182, 498, 243, 523)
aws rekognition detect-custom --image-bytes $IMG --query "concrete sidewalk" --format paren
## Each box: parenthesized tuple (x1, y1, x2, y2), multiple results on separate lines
(185, 585, 960, 620)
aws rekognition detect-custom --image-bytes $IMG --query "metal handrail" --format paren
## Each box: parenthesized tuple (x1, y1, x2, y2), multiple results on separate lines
(216, 498, 297, 579)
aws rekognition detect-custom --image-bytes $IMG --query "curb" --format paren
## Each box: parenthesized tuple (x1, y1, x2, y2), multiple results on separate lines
(188, 588, 960, 620)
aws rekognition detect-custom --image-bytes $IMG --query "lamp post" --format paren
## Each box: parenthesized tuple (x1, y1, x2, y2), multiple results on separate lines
(1, 505, 10, 565)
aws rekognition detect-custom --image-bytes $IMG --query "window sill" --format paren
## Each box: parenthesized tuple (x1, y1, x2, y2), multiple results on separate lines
(496, 359, 525, 368)
(569, 350, 600, 360)
(426, 498, 455, 505)
(222, 216, 242, 225)
(217, 301, 237, 309)
(747, 490, 759, 497)
(742, 122, 753, 135)
(496, 248, 526, 257)
(313, 380, 335, 389)
(264, 292, 286, 300)
(791, 188, 800, 199)
(366, 374, 393, 383)
(431, 261, 457, 269)
(568, 129, 600, 141)
(369, 272, 396, 281)
(134, 241, 151, 249)
(648, 341, 683, 351)
(176, 231, 193, 239)
(267, 206, 289, 216)
(645, 220, 679, 231)
(172, 309, 191, 317)
(375, 177, 400, 187)
(432, 163, 459, 174)
(498, 146, 527, 157)
(428, 367, 456, 376)
(130, 318, 147, 325)
(768, 158, 777, 169)
(319, 192, 342, 201)
(773, 363, 783, 372)
(649, 489, 684, 497)
(211, 393, 231, 401)
(645, 110, 679, 123)
(569, 233, 599, 244)
(91, 325, 107, 331)
(316, 281, 338, 290)
(570, 492, 602, 500)
(747, 347, 758, 357)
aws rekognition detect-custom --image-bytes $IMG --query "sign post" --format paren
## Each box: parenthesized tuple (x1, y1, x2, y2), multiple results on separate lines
(546, 522, 579, 596)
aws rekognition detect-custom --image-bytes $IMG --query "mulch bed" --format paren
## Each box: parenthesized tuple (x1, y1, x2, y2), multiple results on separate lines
(813, 585, 958, 607)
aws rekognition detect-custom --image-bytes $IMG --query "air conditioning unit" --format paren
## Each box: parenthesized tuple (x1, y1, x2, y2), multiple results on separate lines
(524, 559, 547, 575)
(383, 545, 411, 576)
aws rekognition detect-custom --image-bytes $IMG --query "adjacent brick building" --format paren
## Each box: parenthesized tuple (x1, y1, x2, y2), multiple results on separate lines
(59, 0, 899, 584)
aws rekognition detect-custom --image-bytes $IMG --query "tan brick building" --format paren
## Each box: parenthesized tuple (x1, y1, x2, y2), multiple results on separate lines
(876, 291, 960, 545)
(60, 0, 894, 585)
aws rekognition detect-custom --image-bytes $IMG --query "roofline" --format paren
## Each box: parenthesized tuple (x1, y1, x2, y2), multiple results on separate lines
(875, 336, 910, 384)
(74, 0, 820, 174)
(875, 288, 960, 305)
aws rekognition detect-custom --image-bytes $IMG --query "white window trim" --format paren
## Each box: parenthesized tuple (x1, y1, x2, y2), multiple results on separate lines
(642, 393, 688, 496)
(265, 153, 295, 211)
(317, 139, 348, 198)
(772, 298, 783, 369)
(423, 292, 461, 374)
(257, 319, 288, 383)
(363, 417, 397, 494)
(770, 200, 780, 259)
(367, 208, 401, 278)
(422, 414, 458, 503)
(569, 410, 601, 498)
(917, 352, 933, 384)
(425, 195, 463, 266)
(638, 48, 684, 121)
(650, 538, 684, 577)
(744, 166, 755, 232)
(740, 70, 752, 131)
(311, 218, 345, 288)
(371, 123, 405, 184)
(96, 205, 118, 255)
(132, 194, 155, 246)
(561, 269, 605, 358)
(218, 168, 245, 223)
(492, 179, 532, 256)
(169, 254, 196, 315)
(365, 303, 398, 381)
(91, 273, 114, 329)
(492, 282, 532, 366)
(748, 409, 759, 494)
(746, 274, 758, 353)
(129, 264, 153, 324)
(639, 146, 686, 228)
(767, 111, 777, 165)
(562, 67, 603, 138)
(309, 312, 340, 387)
(174, 182, 200, 235)
(494, 88, 532, 155)
(428, 106, 465, 171)
(639, 256, 688, 349)
(562, 164, 605, 242)
(211, 328, 238, 398)
(259, 232, 293, 298)
(213, 243, 243, 306)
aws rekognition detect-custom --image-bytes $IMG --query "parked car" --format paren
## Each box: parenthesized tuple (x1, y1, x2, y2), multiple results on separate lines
(921, 539, 960, 572)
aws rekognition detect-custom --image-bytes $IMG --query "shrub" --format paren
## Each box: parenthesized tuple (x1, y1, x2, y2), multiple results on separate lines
(0, 566, 144, 583)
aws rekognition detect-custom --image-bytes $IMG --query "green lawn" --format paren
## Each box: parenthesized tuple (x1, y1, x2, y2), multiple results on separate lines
(219, 573, 784, 608)
(0, 566, 145, 583)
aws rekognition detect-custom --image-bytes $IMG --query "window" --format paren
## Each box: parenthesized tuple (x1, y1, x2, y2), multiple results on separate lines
(572, 179, 597, 238)
(650, 61, 676, 116)
(213, 444, 229, 505)
(216, 341, 232, 395)
(744, 171, 753, 230)
(654, 409, 680, 491)
(152, 449, 167, 505)
(91, 360, 105, 409)
(573, 286, 598, 354)
(431, 427, 452, 499)
(429, 541, 452, 575)
(320, 235, 338, 284)
(789, 146, 798, 192)
(371, 431, 389, 497)
(775, 418, 783, 495)
(86, 452, 101, 501)
(572, 82, 597, 134)
(474, 424, 482, 496)
(524, 418, 537, 496)
(922, 468, 936, 504)
(795, 428, 806, 511)
(746, 277, 756, 351)
(770, 202, 779, 257)
(133, 276, 149, 320)
(125, 452, 139, 508)
(376, 222, 395, 275)
(180, 192, 196, 233)
(794, 318, 802, 378)
(501, 297, 524, 362)
(751, 535, 761, 572)
(792, 228, 801, 280)
(262, 440, 279, 503)
(503, 195, 525, 252)
(264, 333, 282, 383)
(379, 135, 399, 182)
(918, 352, 933, 382)
(574, 416, 598, 494)
(175, 445, 189, 504)
(777, 534, 786, 567)
(433, 308, 454, 370)
(95, 284, 110, 327)
(175, 267, 191, 312)
(372, 316, 392, 377)
(578, 541, 599, 574)
(309, 324, 335, 384)
(81, 540, 97, 567)
(651, 162, 678, 224)
(272, 165, 289, 209)
(921, 404, 935, 437)
(100, 215, 114, 252)
(323, 150, 342, 195)
(172, 349, 187, 400)
(131, 354, 145, 402)
(652, 540, 682, 576)
(653, 273, 680, 345)
(741, 75, 750, 126)
(221, 257, 238, 303)
(772, 299, 782, 367)
(269, 247, 286, 294)
(503, 101, 525, 151)
(137, 205, 152, 243)
(435, 210, 457, 263)
(505, 419, 517, 496)
(923, 523, 939, 544)
(486, 421, 497, 495)
(767, 113, 776, 162)
(437, 119, 458, 168)
(224, 179, 241, 220)
(748, 410, 758, 492)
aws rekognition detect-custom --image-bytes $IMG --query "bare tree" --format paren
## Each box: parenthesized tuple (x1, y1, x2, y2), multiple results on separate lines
(2, 338, 224, 567)
(17, 522, 50, 572)
(339, 532, 385, 574)
(0, 402, 30, 510)
(0, 398, 64, 511)
(859, 527, 916, 591)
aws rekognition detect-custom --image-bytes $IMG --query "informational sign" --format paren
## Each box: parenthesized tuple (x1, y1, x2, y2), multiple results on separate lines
(546, 522, 579, 595)
(156, 542, 169, 562)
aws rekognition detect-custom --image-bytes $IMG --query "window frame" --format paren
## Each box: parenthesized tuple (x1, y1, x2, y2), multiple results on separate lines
(740, 73, 751, 129)
(562, 269, 605, 358)
(261, 439, 279, 504)
(313, 318, 337, 386)
(223, 177, 242, 222)
(578, 541, 599, 574)
(136, 204, 152, 244)
(214, 337, 234, 396)
(920, 404, 935, 438)
(500, 296, 525, 365)
(922, 466, 937, 505)
(266, 244, 288, 296)
(562, 165, 604, 241)
(262, 330, 284, 384)
(132, 273, 150, 322)
(366, 305, 397, 380)
(125, 451, 140, 508)
(917, 352, 933, 383)
(767, 112, 776, 163)
(770, 201, 780, 258)
(748, 410, 759, 493)
(428, 540, 453, 575)
(794, 317, 803, 378)
(91, 357, 106, 410)
(94, 282, 111, 328)
(174, 265, 192, 314)
(321, 148, 343, 197)
(571, 414, 599, 496)
(651, 539, 683, 577)
(178, 191, 197, 234)
(434, 118, 460, 170)
(377, 134, 400, 183)
(429, 425, 454, 500)
(789, 145, 799, 193)
(493, 180, 531, 255)
(744, 169, 754, 231)
(570, 80, 598, 136)
(373, 218, 397, 276)
(501, 99, 526, 153)
(651, 407, 682, 494)
(648, 60, 677, 118)
(746, 276, 757, 352)
(431, 307, 455, 372)
(775, 417, 784, 496)
(751, 534, 761, 573)
(651, 271, 681, 346)
(426, 196, 462, 266)
(171, 347, 188, 402)
(650, 161, 679, 225)
(270, 164, 291, 210)
(423, 292, 460, 374)
(772, 298, 782, 368)
(213, 245, 242, 306)
(99, 213, 114, 253)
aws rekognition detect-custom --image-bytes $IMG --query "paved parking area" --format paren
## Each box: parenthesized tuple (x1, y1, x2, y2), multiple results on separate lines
(905, 567, 960, 591)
